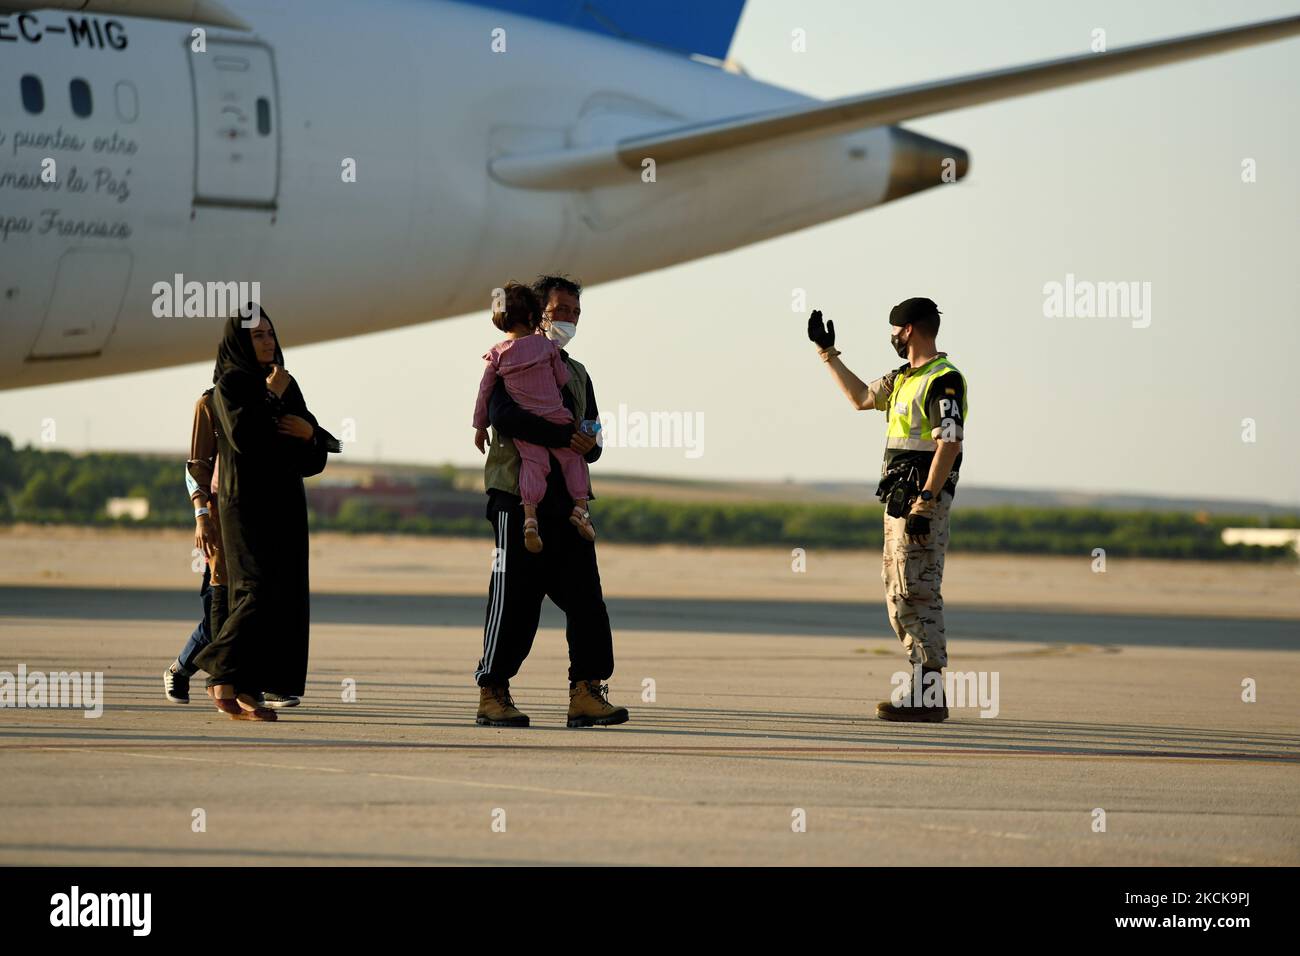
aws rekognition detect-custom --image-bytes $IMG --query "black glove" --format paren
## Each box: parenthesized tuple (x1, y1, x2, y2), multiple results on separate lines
(807, 310, 835, 349)
(904, 512, 931, 537)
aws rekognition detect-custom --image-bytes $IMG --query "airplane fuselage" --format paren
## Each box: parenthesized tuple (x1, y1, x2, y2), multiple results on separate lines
(0, 0, 908, 389)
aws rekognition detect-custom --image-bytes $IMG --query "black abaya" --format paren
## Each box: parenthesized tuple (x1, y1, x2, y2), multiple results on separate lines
(194, 309, 333, 697)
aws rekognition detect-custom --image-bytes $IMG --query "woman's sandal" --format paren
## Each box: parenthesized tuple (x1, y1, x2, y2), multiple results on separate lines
(209, 694, 243, 717)
(569, 506, 596, 542)
(208, 684, 276, 721)
(235, 693, 277, 721)
(208, 685, 242, 717)
(523, 516, 544, 553)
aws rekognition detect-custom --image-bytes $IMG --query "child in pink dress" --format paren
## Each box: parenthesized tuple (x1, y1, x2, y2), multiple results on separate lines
(473, 282, 596, 553)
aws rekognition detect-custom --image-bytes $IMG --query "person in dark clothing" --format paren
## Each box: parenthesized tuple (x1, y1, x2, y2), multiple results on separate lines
(473, 275, 628, 728)
(162, 565, 219, 704)
(163, 387, 228, 705)
(195, 306, 338, 720)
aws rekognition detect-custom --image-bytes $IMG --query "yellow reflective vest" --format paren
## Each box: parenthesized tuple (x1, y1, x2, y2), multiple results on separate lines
(885, 354, 967, 453)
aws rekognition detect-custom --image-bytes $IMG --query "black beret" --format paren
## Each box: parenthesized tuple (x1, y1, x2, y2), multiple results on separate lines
(889, 297, 942, 327)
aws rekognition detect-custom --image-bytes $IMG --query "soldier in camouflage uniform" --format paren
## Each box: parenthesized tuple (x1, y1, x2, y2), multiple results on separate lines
(809, 297, 967, 722)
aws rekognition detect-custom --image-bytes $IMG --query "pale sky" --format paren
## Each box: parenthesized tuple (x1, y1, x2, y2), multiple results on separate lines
(2, 0, 1298, 506)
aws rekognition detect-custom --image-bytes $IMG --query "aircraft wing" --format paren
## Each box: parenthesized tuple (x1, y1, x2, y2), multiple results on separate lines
(0, 0, 250, 29)
(491, 13, 1300, 189)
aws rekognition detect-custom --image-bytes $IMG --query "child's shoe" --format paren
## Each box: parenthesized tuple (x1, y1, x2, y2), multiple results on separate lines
(569, 506, 596, 542)
(523, 516, 543, 552)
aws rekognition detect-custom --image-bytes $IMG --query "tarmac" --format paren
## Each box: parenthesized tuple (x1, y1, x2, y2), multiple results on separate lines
(2, 567, 1298, 865)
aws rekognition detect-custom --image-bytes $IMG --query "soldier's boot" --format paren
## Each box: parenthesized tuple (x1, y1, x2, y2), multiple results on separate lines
(476, 683, 530, 727)
(566, 680, 629, 728)
(876, 666, 949, 723)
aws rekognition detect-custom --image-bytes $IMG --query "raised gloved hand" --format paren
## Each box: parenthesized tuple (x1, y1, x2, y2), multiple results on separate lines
(807, 310, 835, 350)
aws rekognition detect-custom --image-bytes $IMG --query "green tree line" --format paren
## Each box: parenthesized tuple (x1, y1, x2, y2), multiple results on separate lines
(0, 435, 1294, 561)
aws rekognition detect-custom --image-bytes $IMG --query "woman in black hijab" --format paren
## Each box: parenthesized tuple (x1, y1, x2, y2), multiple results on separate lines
(195, 305, 336, 720)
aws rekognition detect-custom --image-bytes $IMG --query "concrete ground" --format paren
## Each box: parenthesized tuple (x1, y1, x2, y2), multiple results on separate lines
(0, 529, 1297, 865)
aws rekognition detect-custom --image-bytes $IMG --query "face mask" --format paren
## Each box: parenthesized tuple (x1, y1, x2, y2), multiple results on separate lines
(890, 329, 908, 358)
(545, 321, 577, 349)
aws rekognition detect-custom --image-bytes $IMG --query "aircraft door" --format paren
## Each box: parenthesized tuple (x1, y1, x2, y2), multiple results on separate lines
(188, 39, 280, 209)
(28, 249, 133, 359)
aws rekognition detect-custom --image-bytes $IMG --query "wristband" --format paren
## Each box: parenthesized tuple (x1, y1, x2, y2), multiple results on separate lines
(818, 347, 841, 363)
(195, 506, 210, 518)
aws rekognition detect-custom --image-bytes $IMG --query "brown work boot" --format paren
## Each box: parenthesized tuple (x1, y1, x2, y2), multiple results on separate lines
(566, 680, 629, 728)
(476, 683, 529, 727)
(876, 666, 949, 723)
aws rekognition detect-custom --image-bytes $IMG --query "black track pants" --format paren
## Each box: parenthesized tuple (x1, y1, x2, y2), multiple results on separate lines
(474, 503, 614, 686)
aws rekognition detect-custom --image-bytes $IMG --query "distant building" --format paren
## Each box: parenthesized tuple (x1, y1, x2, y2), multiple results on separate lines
(106, 497, 149, 520)
(306, 472, 476, 520)
(1221, 528, 1300, 557)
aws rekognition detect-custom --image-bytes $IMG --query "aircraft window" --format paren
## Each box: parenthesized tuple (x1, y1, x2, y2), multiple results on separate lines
(115, 81, 139, 123)
(70, 78, 93, 117)
(256, 97, 272, 135)
(20, 75, 44, 114)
